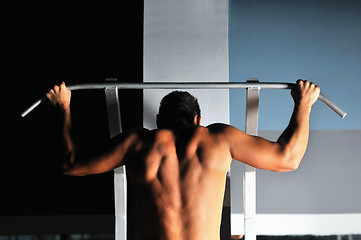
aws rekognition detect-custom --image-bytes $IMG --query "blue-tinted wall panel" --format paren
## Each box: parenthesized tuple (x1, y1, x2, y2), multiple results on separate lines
(230, 0, 361, 130)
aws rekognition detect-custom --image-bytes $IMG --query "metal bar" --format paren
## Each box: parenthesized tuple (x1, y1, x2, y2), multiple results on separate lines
(20, 82, 346, 118)
(20, 98, 44, 117)
(318, 94, 347, 118)
(244, 79, 260, 240)
(66, 82, 294, 90)
(104, 84, 127, 240)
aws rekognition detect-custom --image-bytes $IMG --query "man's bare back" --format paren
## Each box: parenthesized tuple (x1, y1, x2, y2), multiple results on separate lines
(46, 80, 320, 240)
(126, 126, 231, 240)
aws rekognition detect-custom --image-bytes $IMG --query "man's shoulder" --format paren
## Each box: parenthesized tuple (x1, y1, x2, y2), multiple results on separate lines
(121, 128, 151, 142)
(133, 128, 174, 142)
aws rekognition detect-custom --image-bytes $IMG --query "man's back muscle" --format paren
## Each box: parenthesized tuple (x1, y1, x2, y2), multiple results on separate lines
(126, 126, 232, 240)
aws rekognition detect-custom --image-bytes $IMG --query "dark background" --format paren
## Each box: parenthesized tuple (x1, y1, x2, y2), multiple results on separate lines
(1, 2, 143, 219)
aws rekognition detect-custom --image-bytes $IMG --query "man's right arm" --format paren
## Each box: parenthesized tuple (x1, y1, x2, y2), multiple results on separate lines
(217, 80, 320, 172)
(47, 82, 145, 176)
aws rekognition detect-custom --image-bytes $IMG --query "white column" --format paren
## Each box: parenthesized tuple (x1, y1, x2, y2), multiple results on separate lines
(143, 0, 229, 128)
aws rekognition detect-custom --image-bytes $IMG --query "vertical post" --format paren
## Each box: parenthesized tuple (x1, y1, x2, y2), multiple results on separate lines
(244, 78, 259, 240)
(104, 78, 127, 240)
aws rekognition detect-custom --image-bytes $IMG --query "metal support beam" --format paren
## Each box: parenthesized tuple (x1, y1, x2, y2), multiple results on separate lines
(244, 79, 260, 240)
(104, 79, 127, 240)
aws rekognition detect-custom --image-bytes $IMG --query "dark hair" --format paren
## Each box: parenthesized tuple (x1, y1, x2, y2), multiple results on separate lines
(156, 91, 201, 129)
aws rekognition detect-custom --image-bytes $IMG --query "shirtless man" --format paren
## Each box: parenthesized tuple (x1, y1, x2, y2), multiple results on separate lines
(47, 80, 320, 240)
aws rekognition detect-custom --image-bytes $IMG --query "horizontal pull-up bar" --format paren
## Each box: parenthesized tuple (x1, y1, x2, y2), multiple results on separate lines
(20, 82, 347, 118)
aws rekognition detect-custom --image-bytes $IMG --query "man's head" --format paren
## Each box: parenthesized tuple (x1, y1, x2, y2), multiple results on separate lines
(157, 91, 201, 129)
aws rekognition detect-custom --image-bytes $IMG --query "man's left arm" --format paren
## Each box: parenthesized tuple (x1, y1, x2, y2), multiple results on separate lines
(211, 80, 319, 172)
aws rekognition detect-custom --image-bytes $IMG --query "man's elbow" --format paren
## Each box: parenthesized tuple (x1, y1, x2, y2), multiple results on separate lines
(277, 160, 299, 172)
(275, 149, 301, 172)
(62, 152, 88, 176)
(62, 163, 75, 176)
(62, 163, 87, 176)
(272, 162, 299, 172)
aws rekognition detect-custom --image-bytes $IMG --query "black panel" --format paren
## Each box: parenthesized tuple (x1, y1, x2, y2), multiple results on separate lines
(1, 1, 143, 222)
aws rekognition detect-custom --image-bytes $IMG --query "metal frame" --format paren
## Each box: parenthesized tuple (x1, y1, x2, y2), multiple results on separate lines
(244, 79, 260, 240)
(104, 81, 127, 240)
(20, 81, 347, 240)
